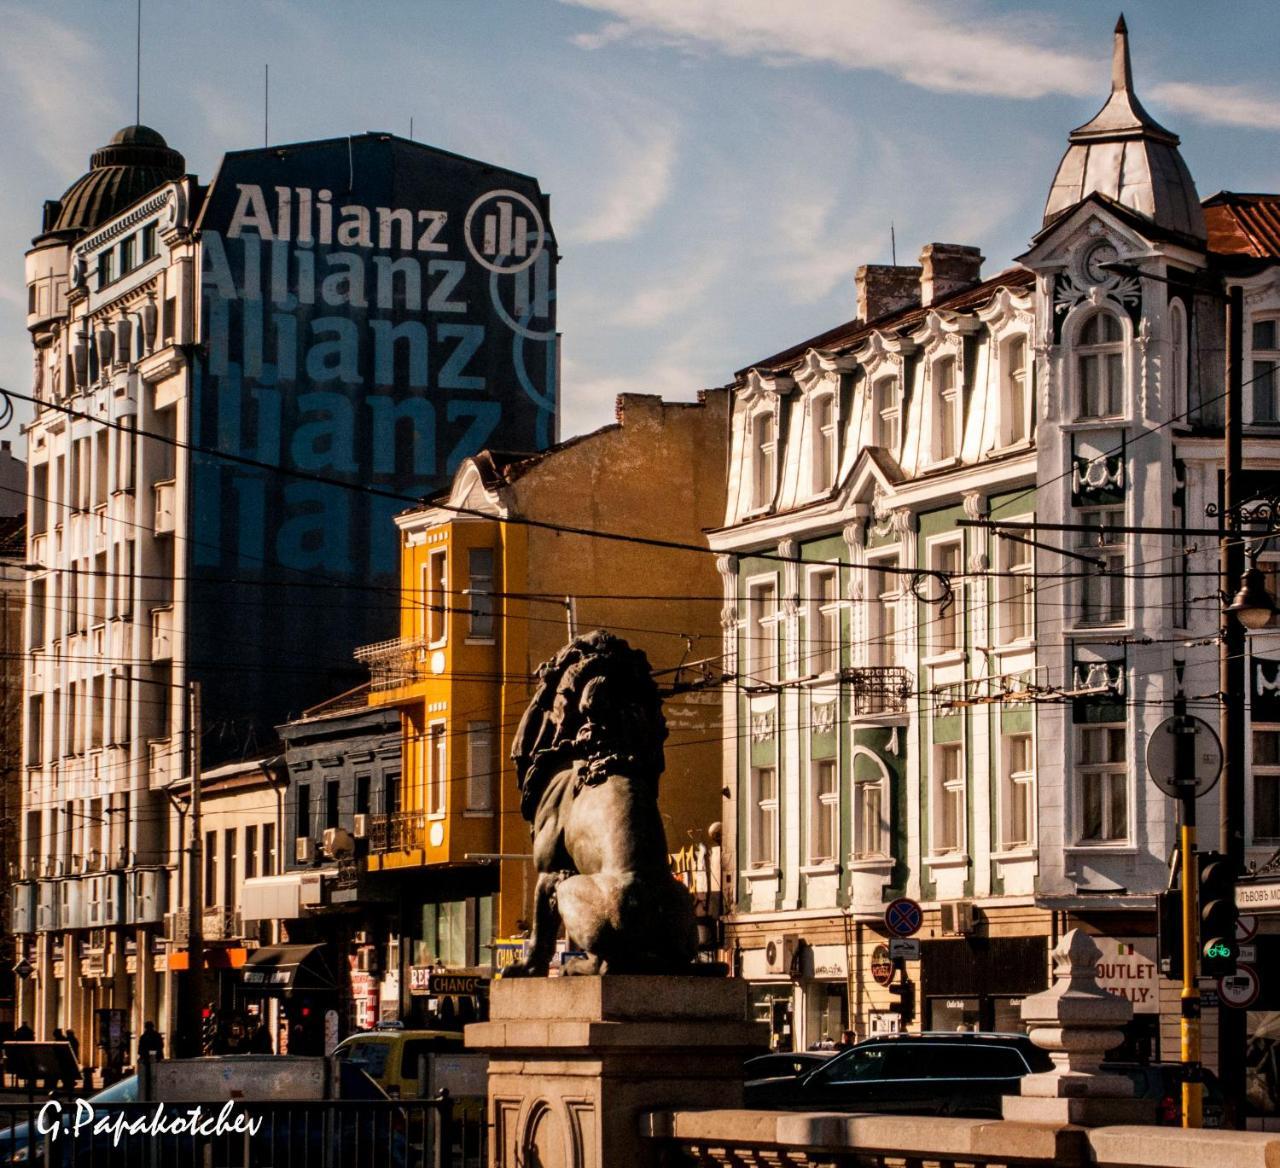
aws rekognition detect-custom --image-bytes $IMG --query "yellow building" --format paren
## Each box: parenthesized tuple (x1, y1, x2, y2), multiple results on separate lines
(356, 391, 728, 1003)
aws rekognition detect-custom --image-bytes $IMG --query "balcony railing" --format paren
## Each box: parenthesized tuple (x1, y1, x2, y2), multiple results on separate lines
(369, 811, 426, 854)
(165, 907, 244, 942)
(842, 665, 912, 715)
(353, 637, 427, 691)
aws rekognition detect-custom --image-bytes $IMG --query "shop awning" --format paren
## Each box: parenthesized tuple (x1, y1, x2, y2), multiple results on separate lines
(241, 944, 337, 993)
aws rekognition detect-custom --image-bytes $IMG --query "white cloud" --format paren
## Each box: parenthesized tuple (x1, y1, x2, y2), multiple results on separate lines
(569, 113, 679, 244)
(604, 252, 726, 328)
(1150, 82, 1280, 132)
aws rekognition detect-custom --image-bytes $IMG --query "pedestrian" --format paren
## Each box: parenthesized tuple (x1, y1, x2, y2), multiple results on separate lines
(12, 1022, 32, 1042)
(249, 1021, 274, 1054)
(137, 1021, 165, 1063)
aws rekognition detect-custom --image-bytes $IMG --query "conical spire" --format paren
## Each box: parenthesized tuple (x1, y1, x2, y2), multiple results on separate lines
(1042, 16, 1205, 240)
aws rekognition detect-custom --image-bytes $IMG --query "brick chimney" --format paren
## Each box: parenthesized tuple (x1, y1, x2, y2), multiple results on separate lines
(919, 243, 984, 306)
(856, 264, 922, 323)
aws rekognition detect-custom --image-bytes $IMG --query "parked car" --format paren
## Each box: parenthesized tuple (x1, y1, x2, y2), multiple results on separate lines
(744, 1032, 1053, 1117)
(744, 1051, 837, 1082)
(1108, 1061, 1225, 1127)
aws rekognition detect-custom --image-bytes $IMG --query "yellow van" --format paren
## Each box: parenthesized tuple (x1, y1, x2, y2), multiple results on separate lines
(333, 1029, 464, 1099)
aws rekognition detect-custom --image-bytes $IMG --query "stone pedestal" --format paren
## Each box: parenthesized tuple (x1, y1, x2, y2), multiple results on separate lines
(466, 976, 768, 1168)
(1002, 929, 1156, 1127)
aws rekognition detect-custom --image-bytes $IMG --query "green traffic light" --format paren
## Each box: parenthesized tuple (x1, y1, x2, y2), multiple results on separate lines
(1204, 940, 1235, 960)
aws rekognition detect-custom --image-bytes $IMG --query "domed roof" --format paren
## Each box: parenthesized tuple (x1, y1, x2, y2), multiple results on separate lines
(44, 124, 186, 239)
(1043, 18, 1205, 241)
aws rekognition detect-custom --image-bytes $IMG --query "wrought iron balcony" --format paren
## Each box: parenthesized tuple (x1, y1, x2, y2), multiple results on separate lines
(369, 811, 427, 854)
(353, 637, 428, 691)
(842, 665, 913, 715)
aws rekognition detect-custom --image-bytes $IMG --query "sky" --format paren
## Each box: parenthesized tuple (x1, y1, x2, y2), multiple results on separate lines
(1, 0, 1279, 449)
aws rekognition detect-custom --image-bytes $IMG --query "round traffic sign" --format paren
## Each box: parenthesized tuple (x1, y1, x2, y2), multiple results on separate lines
(871, 944, 893, 987)
(885, 897, 923, 938)
(1219, 964, 1260, 1009)
(1237, 914, 1259, 942)
(1146, 715, 1222, 799)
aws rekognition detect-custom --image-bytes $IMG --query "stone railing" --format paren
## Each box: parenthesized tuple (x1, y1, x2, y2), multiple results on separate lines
(641, 1111, 1280, 1168)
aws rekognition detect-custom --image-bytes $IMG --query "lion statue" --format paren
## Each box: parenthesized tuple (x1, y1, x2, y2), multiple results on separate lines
(502, 630, 698, 976)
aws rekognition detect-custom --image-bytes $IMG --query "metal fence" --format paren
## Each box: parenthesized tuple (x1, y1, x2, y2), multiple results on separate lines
(0, 1095, 488, 1168)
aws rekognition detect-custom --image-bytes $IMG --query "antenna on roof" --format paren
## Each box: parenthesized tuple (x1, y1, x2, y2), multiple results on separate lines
(890, 221, 897, 266)
(264, 64, 270, 147)
(135, 0, 142, 125)
(409, 117, 414, 141)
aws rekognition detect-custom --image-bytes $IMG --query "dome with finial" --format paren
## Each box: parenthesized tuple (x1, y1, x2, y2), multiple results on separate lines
(42, 124, 186, 240)
(1043, 16, 1205, 240)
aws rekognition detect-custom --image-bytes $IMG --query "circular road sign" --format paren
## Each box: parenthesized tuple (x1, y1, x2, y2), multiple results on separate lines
(1238, 914, 1259, 942)
(1219, 964, 1260, 1010)
(885, 897, 923, 938)
(1146, 715, 1223, 799)
(871, 944, 894, 987)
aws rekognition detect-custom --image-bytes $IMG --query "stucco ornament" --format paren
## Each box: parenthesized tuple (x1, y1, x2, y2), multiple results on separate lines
(502, 630, 698, 976)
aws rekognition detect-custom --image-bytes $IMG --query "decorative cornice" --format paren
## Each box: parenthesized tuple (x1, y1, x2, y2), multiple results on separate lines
(75, 187, 177, 257)
(740, 367, 797, 403)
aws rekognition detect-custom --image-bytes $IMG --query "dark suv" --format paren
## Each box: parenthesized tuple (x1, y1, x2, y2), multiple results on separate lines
(744, 1032, 1053, 1117)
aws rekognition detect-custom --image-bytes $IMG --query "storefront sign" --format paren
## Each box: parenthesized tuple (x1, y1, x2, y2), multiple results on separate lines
(492, 938, 529, 971)
(409, 966, 432, 994)
(870, 945, 893, 987)
(428, 973, 488, 995)
(1094, 937, 1159, 1013)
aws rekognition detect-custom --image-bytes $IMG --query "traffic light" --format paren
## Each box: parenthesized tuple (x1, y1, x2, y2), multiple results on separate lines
(888, 977, 916, 1025)
(1199, 851, 1238, 977)
(1157, 889, 1182, 981)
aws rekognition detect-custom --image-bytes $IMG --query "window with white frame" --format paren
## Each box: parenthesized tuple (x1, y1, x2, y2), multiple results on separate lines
(867, 555, 899, 668)
(996, 531, 1033, 643)
(931, 356, 960, 463)
(1253, 727, 1280, 843)
(1076, 507, 1125, 626)
(1002, 732, 1034, 848)
(853, 756, 887, 859)
(750, 766, 778, 867)
(809, 758, 838, 864)
(1076, 723, 1127, 843)
(933, 740, 965, 853)
(466, 721, 493, 812)
(1251, 318, 1279, 424)
(426, 721, 447, 817)
(467, 547, 495, 639)
(812, 392, 837, 493)
(746, 577, 779, 681)
(809, 567, 840, 675)
(1076, 310, 1125, 419)
(929, 541, 963, 654)
(873, 377, 900, 453)
(1169, 301, 1187, 419)
(1002, 334, 1030, 445)
(751, 410, 776, 509)
(424, 548, 447, 645)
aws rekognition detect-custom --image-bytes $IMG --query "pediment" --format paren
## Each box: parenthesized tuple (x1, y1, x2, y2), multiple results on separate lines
(447, 459, 506, 516)
(840, 446, 904, 510)
(1018, 195, 1159, 271)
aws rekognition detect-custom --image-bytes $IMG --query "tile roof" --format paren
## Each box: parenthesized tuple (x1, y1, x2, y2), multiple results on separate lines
(739, 265, 1035, 377)
(1203, 192, 1280, 259)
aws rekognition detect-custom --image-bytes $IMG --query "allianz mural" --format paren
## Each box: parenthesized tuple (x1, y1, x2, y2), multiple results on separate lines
(189, 134, 557, 756)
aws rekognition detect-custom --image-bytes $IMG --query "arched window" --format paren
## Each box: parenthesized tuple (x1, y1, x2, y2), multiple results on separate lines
(1169, 301, 1187, 419)
(751, 410, 776, 509)
(1002, 335, 1030, 445)
(931, 356, 959, 462)
(1076, 310, 1125, 419)
(811, 392, 837, 492)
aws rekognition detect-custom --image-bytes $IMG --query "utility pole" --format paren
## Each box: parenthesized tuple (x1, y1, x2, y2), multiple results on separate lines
(1219, 284, 1247, 1120)
(183, 682, 204, 1058)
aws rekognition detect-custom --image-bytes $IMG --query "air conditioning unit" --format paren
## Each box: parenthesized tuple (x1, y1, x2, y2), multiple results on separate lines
(295, 837, 315, 865)
(352, 814, 369, 840)
(322, 827, 355, 860)
(763, 933, 796, 975)
(940, 900, 977, 936)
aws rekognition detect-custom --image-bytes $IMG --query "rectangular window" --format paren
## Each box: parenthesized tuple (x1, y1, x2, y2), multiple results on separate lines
(746, 578, 778, 682)
(356, 775, 371, 816)
(1254, 729, 1280, 843)
(1077, 313, 1124, 418)
(425, 549, 447, 645)
(997, 532, 1033, 643)
(809, 758, 838, 864)
(810, 567, 840, 675)
(812, 393, 837, 492)
(427, 723, 447, 817)
(296, 784, 311, 842)
(140, 223, 158, 263)
(245, 825, 258, 881)
(203, 830, 216, 908)
(97, 250, 116, 290)
(119, 235, 136, 275)
(1252, 319, 1279, 424)
(752, 412, 776, 509)
(933, 742, 965, 854)
(874, 378, 900, 453)
(326, 780, 340, 829)
(867, 555, 899, 669)
(933, 357, 958, 461)
(1077, 508, 1125, 625)
(750, 766, 778, 868)
(930, 541, 963, 654)
(384, 772, 402, 815)
(1077, 724, 1128, 843)
(223, 828, 237, 908)
(262, 822, 276, 877)
(1004, 335, 1029, 445)
(466, 721, 494, 812)
(467, 547, 495, 639)
(854, 769, 885, 859)
(1003, 733, 1034, 848)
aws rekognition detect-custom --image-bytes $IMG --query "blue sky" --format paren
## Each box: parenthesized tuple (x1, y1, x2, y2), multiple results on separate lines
(2, 0, 1279, 446)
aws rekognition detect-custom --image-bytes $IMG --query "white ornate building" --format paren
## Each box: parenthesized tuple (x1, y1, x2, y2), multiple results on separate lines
(712, 20, 1280, 1067)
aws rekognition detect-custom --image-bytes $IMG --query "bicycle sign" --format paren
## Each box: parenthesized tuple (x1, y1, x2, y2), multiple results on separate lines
(884, 897, 923, 938)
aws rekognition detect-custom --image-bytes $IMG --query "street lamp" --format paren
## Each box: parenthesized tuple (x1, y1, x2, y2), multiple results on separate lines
(1227, 567, 1277, 630)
